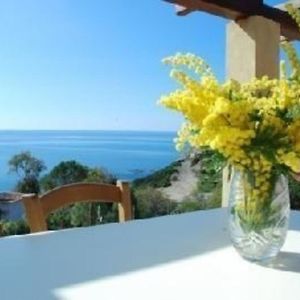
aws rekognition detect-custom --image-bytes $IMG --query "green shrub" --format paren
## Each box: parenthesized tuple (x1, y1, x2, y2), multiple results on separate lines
(174, 199, 202, 213)
(207, 182, 222, 209)
(196, 150, 224, 193)
(133, 186, 176, 219)
(0, 220, 29, 236)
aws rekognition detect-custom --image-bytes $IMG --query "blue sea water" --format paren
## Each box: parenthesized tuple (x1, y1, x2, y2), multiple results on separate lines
(0, 130, 179, 191)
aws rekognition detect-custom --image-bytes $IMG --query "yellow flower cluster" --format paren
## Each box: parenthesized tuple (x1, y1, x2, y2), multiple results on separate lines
(163, 52, 212, 77)
(277, 150, 300, 173)
(159, 52, 300, 180)
(281, 41, 300, 79)
(288, 120, 300, 151)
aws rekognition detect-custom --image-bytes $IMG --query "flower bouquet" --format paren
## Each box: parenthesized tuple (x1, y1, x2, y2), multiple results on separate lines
(159, 6, 300, 261)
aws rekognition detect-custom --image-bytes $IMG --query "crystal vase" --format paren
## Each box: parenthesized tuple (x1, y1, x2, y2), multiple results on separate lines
(228, 168, 290, 261)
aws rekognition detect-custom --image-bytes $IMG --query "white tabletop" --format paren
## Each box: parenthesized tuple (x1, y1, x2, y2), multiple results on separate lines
(0, 208, 299, 300)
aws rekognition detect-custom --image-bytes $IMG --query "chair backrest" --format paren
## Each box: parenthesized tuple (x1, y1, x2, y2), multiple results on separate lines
(22, 180, 132, 233)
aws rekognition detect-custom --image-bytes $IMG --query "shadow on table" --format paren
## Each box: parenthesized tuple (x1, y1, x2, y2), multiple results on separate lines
(259, 251, 300, 273)
(0, 208, 231, 300)
(257, 211, 300, 273)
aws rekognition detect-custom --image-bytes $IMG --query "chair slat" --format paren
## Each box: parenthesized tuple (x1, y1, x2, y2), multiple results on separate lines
(40, 183, 121, 216)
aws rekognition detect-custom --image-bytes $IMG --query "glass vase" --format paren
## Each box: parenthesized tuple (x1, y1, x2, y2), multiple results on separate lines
(228, 168, 290, 262)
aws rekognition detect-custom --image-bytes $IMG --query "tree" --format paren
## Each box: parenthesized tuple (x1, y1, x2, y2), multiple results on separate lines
(8, 151, 46, 193)
(84, 167, 116, 184)
(40, 160, 89, 191)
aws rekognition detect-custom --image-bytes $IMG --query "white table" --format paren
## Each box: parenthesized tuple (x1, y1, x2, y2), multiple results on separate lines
(0, 208, 299, 300)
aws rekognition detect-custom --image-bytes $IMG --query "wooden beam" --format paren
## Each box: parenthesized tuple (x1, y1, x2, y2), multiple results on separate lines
(163, 0, 300, 40)
(276, 0, 300, 11)
(165, 0, 261, 18)
(261, 3, 300, 40)
(270, 1, 300, 41)
(174, 4, 194, 15)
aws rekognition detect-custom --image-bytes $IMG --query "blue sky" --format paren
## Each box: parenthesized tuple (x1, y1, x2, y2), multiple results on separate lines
(0, 0, 287, 131)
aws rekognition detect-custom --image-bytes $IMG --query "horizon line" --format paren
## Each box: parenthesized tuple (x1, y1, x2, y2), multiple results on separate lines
(0, 128, 177, 133)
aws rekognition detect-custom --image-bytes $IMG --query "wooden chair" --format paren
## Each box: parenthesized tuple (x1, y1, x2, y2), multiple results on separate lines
(22, 181, 132, 233)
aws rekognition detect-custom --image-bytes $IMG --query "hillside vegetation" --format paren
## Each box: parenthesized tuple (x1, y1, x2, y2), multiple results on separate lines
(1, 150, 300, 237)
(132, 160, 182, 188)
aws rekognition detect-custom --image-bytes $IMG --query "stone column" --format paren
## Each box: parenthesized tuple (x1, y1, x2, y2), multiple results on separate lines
(222, 16, 280, 207)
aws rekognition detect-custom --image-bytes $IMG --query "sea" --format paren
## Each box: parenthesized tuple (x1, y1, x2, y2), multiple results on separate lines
(0, 130, 179, 191)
